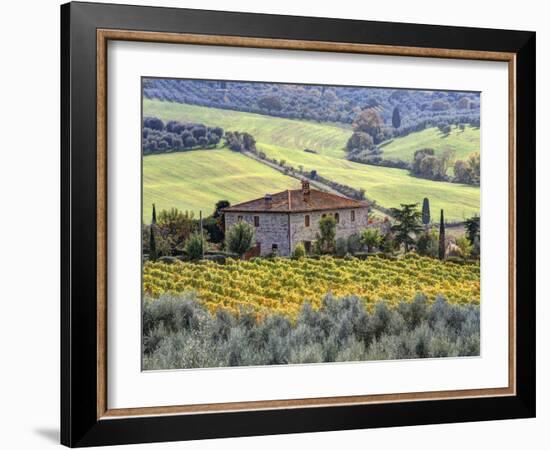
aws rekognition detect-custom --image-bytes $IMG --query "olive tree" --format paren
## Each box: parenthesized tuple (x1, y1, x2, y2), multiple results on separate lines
(314, 216, 337, 254)
(225, 221, 255, 259)
(360, 228, 382, 253)
(185, 232, 208, 260)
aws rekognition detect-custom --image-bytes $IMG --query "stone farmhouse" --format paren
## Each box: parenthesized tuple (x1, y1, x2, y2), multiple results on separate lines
(222, 180, 370, 257)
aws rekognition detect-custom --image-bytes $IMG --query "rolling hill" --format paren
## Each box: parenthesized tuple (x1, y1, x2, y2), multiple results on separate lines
(250, 143, 480, 221)
(143, 99, 480, 221)
(143, 148, 298, 220)
(143, 98, 350, 159)
(380, 125, 480, 163)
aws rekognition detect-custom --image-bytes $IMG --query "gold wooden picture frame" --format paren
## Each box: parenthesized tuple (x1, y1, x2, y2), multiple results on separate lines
(96, 29, 517, 420)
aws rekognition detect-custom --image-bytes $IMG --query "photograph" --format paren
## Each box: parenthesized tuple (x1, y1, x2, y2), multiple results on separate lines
(53, 1, 536, 446)
(141, 78, 482, 370)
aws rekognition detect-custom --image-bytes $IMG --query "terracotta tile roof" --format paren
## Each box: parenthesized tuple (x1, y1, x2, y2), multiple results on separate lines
(222, 188, 369, 213)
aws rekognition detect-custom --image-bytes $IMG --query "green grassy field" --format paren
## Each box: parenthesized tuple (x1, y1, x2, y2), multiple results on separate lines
(381, 125, 480, 163)
(143, 98, 350, 159)
(252, 143, 480, 221)
(143, 100, 480, 221)
(143, 148, 298, 220)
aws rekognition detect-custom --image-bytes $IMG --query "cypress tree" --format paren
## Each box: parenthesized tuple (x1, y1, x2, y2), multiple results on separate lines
(392, 106, 401, 128)
(438, 209, 446, 260)
(422, 197, 430, 226)
(149, 203, 158, 261)
(149, 225, 157, 261)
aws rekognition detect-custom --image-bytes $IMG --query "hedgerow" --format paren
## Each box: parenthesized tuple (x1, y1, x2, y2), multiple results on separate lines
(142, 116, 223, 154)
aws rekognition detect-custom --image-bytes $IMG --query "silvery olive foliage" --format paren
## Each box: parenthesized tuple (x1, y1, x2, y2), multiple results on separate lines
(143, 293, 479, 370)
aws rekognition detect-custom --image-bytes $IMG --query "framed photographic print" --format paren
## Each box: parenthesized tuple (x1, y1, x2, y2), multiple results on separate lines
(61, 1, 536, 447)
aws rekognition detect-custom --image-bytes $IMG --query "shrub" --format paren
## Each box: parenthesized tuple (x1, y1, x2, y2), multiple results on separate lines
(143, 116, 164, 130)
(411, 148, 453, 181)
(346, 131, 375, 153)
(416, 230, 439, 257)
(185, 232, 208, 260)
(352, 108, 384, 143)
(360, 228, 382, 252)
(292, 242, 306, 259)
(456, 235, 473, 259)
(380, 232, 398, 255)
(224, 131, 256, 152)
(155, 208, 196, 254)
(315, 216, 337, 254)
(335, 237, 348, 257)
(453, 153, 480, 185)
(347, 233, 362, 255)
(225, 221, 255, 258)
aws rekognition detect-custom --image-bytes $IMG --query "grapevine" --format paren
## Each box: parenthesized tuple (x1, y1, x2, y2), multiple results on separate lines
(143, 255, 480, 320)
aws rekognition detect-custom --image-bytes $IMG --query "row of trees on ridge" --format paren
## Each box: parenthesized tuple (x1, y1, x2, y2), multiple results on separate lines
(142, 116, 224, 155)
(143, 78, 480, 131)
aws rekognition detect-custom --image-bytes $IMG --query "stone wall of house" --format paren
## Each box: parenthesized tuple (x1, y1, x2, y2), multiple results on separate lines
(225, 212, 290, 256)
(289, 207, 370, 253)
(225, 207, 370, 256)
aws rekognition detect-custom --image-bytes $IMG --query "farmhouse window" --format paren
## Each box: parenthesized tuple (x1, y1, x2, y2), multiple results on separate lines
(322, 213, 327, 219)
(237, 215, 243, 222)
(272, 244, 278, 251)
(335, 213, 340, 223)
(351, 210, 355, 222)
(304, 215, 310, 227)
(254, 216, 260, 227)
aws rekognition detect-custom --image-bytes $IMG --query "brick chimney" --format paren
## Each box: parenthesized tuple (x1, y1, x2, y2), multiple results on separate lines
(264, 194, 272, 209)
(301, 179, 310, 202)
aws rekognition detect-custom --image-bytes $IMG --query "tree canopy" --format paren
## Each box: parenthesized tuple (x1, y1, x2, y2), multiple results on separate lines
(360, 228, 382, 252)
(389, 203, 423, 253)
(352, 108, 384, 143)
(464, 215, 480, 245)
(225, 221, 255, 258)
(314, 216, 337, 254)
